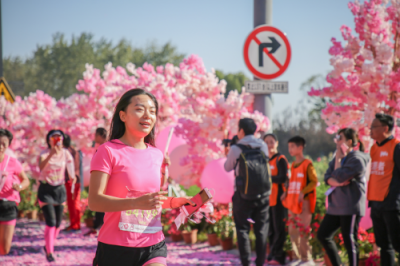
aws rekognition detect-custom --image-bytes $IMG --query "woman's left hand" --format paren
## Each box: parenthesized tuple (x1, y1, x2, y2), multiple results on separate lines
(163, 153, 171, 167)
(171, 197, 196, 209)
(12, 183, 22, 192)
(71, 176, 77, 184)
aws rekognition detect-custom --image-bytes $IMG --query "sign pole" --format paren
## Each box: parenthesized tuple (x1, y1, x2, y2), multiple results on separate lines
(253, 0, 273, 131)
(0, 0, 3, 78)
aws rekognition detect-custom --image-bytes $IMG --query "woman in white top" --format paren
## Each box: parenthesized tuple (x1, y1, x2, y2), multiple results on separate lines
(38, 129, 75, 262)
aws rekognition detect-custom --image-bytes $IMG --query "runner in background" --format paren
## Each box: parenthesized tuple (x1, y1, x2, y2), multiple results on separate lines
(89, 88, 195, 266)
(368, 114, 400, 266)
(318, 128, 369, 266)
(38, 130, 76, 262)
(0, 129, 29, 255)
(84, 128, 107, 236)
(263, 133, 289, 266)
(62, 134, 81, 232)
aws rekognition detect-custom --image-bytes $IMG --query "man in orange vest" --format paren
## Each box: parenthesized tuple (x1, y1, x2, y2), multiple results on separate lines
(282, 136, 317, 266)
(368, 113, 400, 266)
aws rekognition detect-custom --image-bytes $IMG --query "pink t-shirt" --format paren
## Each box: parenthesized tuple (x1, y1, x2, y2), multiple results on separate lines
(90, 139, 165, 248)
(0, 155, 23, 203)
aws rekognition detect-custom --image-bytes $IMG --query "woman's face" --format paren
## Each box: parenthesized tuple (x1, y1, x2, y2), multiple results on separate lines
(336, 132, 352, 148)
(49, 134, 62, 148)
(0, 136, 10, 155)
(264, 136, 278, 152)
(119, 95, 157, 139)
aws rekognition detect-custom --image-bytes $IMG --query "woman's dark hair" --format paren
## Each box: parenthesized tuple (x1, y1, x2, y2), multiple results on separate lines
(263, 133, 278, 141)
(0, 129, 13, 145)
(46, 129, 65, 149)
(375, 113, 394, 131)
(338, 128, 365, 152)
(109, 88, 158, 147)
(95, 127, 107, 139)
(63, 134, 71, 148)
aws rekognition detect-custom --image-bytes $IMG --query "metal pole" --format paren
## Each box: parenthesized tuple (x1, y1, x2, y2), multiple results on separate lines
(253, 0, 273, 131)
(0, 0, 3, 78)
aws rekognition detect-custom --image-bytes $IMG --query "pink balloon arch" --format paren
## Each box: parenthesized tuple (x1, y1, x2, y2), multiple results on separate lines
(156, 125, 186, 155)
(200, 158, 235, 204)
(169, 144, 191, 183)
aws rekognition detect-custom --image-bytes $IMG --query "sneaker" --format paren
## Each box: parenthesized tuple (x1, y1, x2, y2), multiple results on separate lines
(268, 260, 282, 265)
(298, 260, 315, 266)
(46, 253, 55, 262)
(286, 260, 301, 266)
(62, 226, 80, 232)
(84, 229, 97, 236)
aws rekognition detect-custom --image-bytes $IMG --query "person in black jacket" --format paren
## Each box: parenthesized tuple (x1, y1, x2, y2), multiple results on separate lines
(317, 128, 369, 266)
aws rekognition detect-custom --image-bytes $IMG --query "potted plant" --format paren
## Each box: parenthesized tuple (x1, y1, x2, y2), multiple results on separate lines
(181, 220, 198, 244)
(162, 208, 183, 242)
(18, 187, 38, 219)
(168, 224, 183, 242)
(217, 215, 235, 250)
(358, 228, 379, 266)
(206, 223, 219, 246)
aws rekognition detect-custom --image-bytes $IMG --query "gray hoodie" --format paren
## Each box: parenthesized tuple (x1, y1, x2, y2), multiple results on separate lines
(224, 135, 269, 176)
(324, 151, 370, 216)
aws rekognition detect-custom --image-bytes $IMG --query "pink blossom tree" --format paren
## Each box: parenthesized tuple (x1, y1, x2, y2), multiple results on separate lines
(308, 0, 400, 142)
(0, 55, 269, 186)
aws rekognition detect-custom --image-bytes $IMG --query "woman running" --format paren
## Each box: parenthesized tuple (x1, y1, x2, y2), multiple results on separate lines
(263, 134, 289, 266)
(89, 88, 195, 266)
(317, 128, 369, 266)
(38, 129, 76, 262)
(0, 129, 29, 255)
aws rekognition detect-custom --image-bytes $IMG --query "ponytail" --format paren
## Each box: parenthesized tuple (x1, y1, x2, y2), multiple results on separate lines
(358, 140, 365, 152)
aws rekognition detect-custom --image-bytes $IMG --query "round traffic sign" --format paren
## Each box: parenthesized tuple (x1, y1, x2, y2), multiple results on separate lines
(243, 25, 291, 80)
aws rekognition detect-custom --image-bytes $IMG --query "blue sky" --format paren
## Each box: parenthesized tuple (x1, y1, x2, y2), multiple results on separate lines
(3, 0, 355, 119)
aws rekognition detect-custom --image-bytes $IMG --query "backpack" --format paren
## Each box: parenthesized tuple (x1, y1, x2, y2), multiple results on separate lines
(235, 144, 271, 200)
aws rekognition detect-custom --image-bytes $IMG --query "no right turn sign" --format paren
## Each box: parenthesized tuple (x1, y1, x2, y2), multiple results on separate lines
(243, 25, 291, 80)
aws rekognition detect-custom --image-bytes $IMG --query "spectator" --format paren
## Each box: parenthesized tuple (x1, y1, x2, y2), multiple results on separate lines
(224, 118, 270, 266)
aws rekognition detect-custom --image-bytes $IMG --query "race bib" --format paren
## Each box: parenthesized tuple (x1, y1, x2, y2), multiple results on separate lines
(118, 190, 162, 234)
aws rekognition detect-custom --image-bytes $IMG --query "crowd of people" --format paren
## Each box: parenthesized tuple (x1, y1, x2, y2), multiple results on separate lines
(0, 88, 399, 266)
(223, 113, 400, 266)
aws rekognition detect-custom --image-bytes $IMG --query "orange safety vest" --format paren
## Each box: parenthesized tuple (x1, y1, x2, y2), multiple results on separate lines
(367, 138, 400, 201)
(282, 159, 316, 214)
(269, 154, 289, 207)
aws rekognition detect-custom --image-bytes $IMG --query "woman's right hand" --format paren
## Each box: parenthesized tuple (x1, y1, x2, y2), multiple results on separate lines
(132, 191, 168, 210)
(49, 145, 61, 156)
(280, 192, 287, 202)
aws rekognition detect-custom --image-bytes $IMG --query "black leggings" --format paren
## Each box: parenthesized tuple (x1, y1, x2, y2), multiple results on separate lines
(41, 204, 64, 228)
(317, 214, 361, 266)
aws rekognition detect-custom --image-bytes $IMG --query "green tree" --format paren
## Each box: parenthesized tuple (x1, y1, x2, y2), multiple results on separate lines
(4, 33, 186, 99)
(215, 70, 249, 97)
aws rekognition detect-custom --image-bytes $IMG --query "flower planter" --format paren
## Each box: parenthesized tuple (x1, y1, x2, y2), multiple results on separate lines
(170, 233, 183, 242)
(207, 233, 219, 246)
(26, 210, 38, 220)
(84, 217, 94, 228)
(17, 210, 25, 218)
(219, 237, 233, 250)
(358, 258, 367, 266)
(324, 253, 333, 266)
(182, 229, 198, 244)
(286, 250, 294, 261)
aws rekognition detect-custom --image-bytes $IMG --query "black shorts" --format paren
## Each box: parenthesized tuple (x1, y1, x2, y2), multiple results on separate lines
(38, 182, 66, 205)
(93, 240, 167, 266)
(0, 200, 18, 221)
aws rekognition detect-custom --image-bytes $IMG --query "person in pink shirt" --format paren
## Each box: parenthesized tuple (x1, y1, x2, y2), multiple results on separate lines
(0, 129, 29, 255)
(89, 88, 195, 266)
(38, 129, 76, 262)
